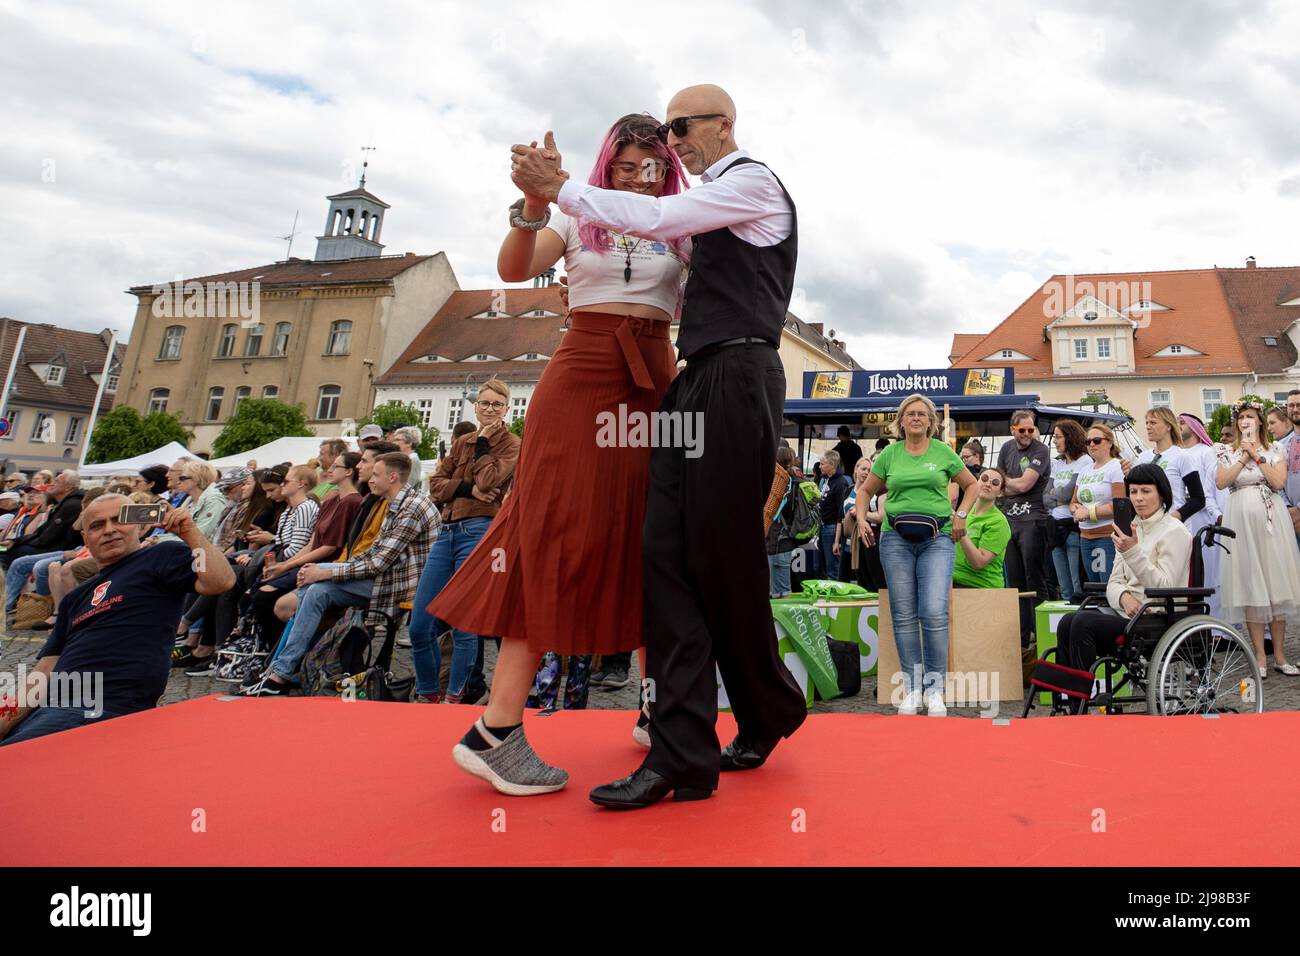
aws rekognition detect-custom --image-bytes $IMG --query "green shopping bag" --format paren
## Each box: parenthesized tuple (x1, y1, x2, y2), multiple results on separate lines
(771, 603, 840, 700)
(800, 579, 872, 600)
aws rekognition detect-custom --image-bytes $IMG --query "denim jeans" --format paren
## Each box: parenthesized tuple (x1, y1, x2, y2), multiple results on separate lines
(0, 705, 126, 746)
(1081, 537, 1115, 583)
(4, 550, 63, 614)
(818, 526, 840, 581)
(1050, 530, 1083, 602)
(269, 564, 375, 679)
(408, 516, 491, 697)
(878, 530, 955, 695)
(768, 551, 793, 597)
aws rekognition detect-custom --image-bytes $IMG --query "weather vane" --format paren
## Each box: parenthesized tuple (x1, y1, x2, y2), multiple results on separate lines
(360, 145, 376, 187)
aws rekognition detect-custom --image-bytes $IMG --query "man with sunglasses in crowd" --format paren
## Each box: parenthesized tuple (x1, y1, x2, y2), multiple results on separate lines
(510, 83, 806, 809)
(997, 410, 1052, 651)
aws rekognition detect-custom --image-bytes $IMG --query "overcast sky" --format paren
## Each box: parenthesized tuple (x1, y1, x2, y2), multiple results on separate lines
(3, 0, 1297, 371)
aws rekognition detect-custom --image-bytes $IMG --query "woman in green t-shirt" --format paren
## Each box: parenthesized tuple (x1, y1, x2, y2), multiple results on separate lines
(953, 467, 1012, 589)
(860, 394, 979, 717)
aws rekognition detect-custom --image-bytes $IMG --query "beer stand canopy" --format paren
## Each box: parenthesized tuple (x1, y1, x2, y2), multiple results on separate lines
(784, 367, 1131, 462)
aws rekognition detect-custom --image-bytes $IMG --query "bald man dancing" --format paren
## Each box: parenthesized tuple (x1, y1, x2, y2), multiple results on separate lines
(512, 84, 807, 808)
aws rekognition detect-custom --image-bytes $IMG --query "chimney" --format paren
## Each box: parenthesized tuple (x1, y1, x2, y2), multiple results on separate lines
(809, 322, 824, 335)
(1246, 256, 1257, 269)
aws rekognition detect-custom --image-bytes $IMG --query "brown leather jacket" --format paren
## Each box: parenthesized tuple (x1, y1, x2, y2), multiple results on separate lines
(427, 425, 522, 522)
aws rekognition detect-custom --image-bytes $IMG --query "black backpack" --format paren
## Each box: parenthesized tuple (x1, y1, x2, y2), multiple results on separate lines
(768, 477, 823, 554)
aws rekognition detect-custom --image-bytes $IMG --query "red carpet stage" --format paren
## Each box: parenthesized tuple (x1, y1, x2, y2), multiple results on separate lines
(2, 696, 1297, 866)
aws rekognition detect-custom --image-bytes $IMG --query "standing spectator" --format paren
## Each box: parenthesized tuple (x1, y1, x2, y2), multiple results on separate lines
(832, 426, 863, 479)
(997, 411, 1052, 648)
(953, 467, 1012, 589)
(1177, 412, 1225, 614)
(416, 381, 520, 703)
(858, 394, 978, 716)
(1278, 390, 1300, 551)
(960, 439, 985, 478)
(1044, 420, 1091, 602)
(1216, 400, 1300, 677)
(836, 456, 882, 589)
(1072, 424, 1127, 584)
(1130, 407, 1206, 525)
(765, 446, 799, 598)
(393, 427, 424, 488)
(816, 450, 852, 581)
(243, 453, 440, 695)
(357, 423, 384, 450)
(0, 494, 234, 745)
(1267, 406, 1293, 443)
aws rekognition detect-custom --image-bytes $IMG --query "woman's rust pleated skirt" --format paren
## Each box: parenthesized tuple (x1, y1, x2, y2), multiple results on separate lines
(428, 312, 676, 655)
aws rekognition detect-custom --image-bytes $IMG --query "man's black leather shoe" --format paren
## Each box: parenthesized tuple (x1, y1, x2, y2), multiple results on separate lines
(589, 767, 712, 809)
(719, 735, 778, 772)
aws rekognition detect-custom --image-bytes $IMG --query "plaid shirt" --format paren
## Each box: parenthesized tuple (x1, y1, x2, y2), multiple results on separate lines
(329, 486, 441, 618)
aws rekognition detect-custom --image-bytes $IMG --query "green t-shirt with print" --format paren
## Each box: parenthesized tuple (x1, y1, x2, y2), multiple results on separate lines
(870, 439, 966, 532)
(952, 505, 1012, 588)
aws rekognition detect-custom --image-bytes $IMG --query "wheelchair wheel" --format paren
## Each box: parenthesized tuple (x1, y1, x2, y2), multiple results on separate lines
(1145, 616, 1263, 716)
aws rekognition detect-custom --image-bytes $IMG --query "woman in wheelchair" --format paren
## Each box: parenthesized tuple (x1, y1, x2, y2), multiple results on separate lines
(1053, 464, 1191, 679)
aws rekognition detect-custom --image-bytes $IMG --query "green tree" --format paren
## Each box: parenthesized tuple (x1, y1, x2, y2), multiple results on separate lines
(1209, 394, 1272, 442)
(211, 398, 313, 458)
(85, 406, 194, 464)
(509, 415, 524, 439)
(355, 401, 438, 458)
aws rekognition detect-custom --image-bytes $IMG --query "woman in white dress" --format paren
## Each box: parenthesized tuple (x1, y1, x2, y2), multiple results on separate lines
(1215, 401, 1300, 677)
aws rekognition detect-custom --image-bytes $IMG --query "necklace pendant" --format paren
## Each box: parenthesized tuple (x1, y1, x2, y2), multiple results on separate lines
(624, 265, 632, 283)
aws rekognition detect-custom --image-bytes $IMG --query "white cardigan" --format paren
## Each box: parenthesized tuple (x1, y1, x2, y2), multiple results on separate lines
(1106, 510, 1193, 615)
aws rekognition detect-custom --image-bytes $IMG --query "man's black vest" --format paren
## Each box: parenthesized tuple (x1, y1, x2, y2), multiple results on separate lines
(677, 156, 798, 359)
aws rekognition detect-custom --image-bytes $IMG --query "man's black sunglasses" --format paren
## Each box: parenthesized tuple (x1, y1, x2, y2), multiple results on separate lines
(656, 114, 727, 141)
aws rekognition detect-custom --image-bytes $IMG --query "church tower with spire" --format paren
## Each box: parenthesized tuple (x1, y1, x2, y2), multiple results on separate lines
(314, 162, 390, 261)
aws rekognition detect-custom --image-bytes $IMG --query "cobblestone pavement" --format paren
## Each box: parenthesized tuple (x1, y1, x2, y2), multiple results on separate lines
(4, 618, 1300, 720)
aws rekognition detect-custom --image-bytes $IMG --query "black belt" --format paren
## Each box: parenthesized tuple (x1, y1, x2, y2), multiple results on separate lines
(682, 336, 778, 361)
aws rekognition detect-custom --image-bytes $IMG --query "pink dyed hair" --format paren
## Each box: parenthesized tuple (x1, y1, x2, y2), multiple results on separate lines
(578, 113, 691, 265)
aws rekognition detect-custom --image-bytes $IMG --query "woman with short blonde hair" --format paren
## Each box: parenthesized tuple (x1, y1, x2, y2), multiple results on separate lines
(178, 460, 227, 540)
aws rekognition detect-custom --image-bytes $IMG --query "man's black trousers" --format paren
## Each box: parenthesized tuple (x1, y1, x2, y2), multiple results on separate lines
(641, 342, 807, 792)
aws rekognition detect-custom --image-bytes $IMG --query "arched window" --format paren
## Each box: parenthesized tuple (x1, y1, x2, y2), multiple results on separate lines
(262, 385, 279, 400)
(327, 320, 352, 355)
(218, 323, 237, 358)
(243, 323, 264, 357)
(330, 209, 342, 236)
(316, 384, 341, 420)
(159, 325, 184, 360)
(272, 322, 291, 356)
(206, 387, 224, 421)
(233, 386, 251, 414)
(147, 388, 170, 414)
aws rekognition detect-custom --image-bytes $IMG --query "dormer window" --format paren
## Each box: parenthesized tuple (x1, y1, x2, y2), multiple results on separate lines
(475, 354, 489, 361)
(1152, 342, 1204, 358)
(526, 352, 540, 360)
(1083, 311, 1098, 322)
(106, 373, 119, 392)
(45, 365, 66, 385)
(1264, 336, 1279, 347)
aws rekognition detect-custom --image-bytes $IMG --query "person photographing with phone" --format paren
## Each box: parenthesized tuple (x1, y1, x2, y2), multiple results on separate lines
(1215, 399, 1300, 677)
(1051, 464, 1191, 696)
(1, 495, 235, 745)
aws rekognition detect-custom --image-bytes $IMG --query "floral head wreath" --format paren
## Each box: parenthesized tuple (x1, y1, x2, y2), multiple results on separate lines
(1230, 398, 1265, 419)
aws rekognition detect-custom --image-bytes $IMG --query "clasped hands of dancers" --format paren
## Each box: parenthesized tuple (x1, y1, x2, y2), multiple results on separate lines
(427, 84, 808, 809)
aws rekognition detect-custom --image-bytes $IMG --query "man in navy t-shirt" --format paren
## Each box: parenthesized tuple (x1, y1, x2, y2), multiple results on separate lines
(1, 494, 235, 746)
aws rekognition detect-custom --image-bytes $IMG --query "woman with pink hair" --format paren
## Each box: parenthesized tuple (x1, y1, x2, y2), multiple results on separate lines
(1178, 412, 1224, 615)
(430, 113, 690, 796)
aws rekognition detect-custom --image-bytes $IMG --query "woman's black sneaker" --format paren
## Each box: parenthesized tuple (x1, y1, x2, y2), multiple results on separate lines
(172, 650, 205, 669)
(598, 665, 630, 689)
(184, 657, 219, 677)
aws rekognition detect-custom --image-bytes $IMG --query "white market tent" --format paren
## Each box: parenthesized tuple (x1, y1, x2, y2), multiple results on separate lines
(205, 436, 358, 471)
(79, 441, 197, 478)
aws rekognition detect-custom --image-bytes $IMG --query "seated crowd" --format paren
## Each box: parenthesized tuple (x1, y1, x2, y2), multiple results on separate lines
(0, 385, 531, 745)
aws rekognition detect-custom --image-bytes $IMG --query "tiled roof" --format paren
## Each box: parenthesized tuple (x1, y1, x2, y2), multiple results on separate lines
(949, 333, 983, 363)
(127, 254, 434, 294)
(950, 268, 1253, 378)
(0, 319, 125, 412)
(1214, 266, 1300, 375)
(782, 313, 858, 368)
(376, 288, 568, 386)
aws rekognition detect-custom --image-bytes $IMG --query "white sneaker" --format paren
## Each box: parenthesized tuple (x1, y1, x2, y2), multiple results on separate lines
(925, 690, 947, 717)
(897, 689, 922, 715)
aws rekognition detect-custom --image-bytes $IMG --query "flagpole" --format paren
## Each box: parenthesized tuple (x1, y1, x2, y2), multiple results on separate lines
(0, 324, 28, 433)
(79, 331, 116, 470)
